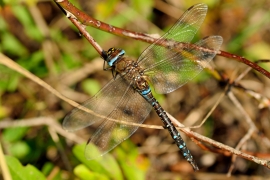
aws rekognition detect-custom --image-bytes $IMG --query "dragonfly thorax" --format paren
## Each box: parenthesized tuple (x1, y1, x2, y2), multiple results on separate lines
(119, 62, 150, 96)
(105, 47, 149, 93)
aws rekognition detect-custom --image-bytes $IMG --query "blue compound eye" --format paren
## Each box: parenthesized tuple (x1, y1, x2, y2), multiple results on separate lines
(106, 49, 125, 66)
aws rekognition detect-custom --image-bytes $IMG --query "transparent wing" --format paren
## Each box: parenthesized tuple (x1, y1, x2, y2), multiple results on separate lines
(63, 76, 132, 131)
(85, 84, 152, 159)
(137, 3, 222, 94)
(62, 74, 152, 158)
(138, 3, 208, 66)
(144, 36, 223, 94)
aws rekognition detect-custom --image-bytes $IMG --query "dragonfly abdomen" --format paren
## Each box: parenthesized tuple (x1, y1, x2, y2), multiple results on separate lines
(142, 90, 199, 171)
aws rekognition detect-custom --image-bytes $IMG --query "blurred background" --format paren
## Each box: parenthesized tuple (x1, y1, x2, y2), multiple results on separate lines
(0, 0, 270, 179)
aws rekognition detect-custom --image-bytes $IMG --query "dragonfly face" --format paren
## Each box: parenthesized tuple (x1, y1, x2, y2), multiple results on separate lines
(105, 47, 125, 67)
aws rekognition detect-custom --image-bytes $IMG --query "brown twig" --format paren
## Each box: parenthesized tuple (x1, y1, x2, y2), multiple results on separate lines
(48, 127, 72, 172)
(0, 117, 84, 144)
(54, 0, 270, 79)
(219, 51, 270, 80)
(168, 88, 270, 168)
(27, 4, 60, 76)
(54, 0, 155, 44)
(180, 127, 270, 169)
(227, 91, 257, 175)
(168, 91, 268, 169)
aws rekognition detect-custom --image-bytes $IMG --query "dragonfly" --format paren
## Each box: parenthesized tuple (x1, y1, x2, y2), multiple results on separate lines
(63, 3, 223, 171)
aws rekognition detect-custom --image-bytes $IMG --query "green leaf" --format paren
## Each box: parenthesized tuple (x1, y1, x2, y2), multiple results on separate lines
(1, 32, 28, 56)
(184, 0, 219, 8)
(74, 164, 109, 180)
(61, 52, 82, 69)
(130, 0, 153, 17)
(95, 0, 118, 20)
(11, 5, 43, 41)
(113, 140, 149, 180)
(6, 155, 46, 180)
(73, 144, 109, 174)
(0, 65, 20, 92)
(41, 162, 54, 176)
(0, 16, 8, 31)
(3, 127, 29, 142)
(0, 105, 9, 119)
(227, 10, 270, 53)
(192, 70, 212, 83)
(244, 42, 270, 60)
(81, 79, 101, 96)
(10, 141, 31, 159)
(17, 51, 48, 77)
(6, 74, 20, 92)
(73, 143, 123, 180)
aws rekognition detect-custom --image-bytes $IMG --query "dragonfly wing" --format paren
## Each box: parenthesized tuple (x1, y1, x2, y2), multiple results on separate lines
(63, 76, 132, 131)
(85, 84, 152, 159)
(136, 3, 222, 94)
(138, 3, 208, 66)
(144, 36, 223, 94)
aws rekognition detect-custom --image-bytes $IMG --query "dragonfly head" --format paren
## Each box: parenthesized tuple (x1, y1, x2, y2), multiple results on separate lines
(104, 48, 125, 67)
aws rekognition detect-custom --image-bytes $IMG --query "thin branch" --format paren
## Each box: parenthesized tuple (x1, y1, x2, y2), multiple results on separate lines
(226, 91, 257, 175)
(48, 127, 72, 172)
(188, 91, 226, 129)
(0, 53, 80, 111)
(0, 117, 84, 144)
(28, 4, 58, 76)
(178, 126, 270, 169)
(1, 115, 269, 169)
(219, 51, 270, 80)
(228, 91, 257, 131)
(0, 142, 12, 180)
(54, 0, 155, 44)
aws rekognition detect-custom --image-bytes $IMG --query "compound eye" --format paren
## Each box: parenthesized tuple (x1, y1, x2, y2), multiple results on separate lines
(107, 48, 115, 56)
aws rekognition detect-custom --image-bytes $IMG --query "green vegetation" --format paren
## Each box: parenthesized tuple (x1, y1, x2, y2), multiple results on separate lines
(0, 0, 269, 179)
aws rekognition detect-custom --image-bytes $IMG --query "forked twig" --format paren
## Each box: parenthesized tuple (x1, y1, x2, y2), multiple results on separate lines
(48, 127, 72, 172)
(226, 91, 257, 176)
